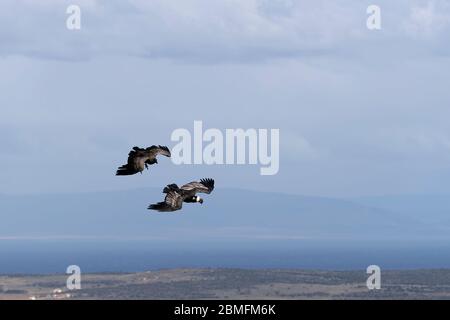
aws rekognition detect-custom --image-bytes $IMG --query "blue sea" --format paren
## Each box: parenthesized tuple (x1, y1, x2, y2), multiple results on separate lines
(1, 239, 450, 274)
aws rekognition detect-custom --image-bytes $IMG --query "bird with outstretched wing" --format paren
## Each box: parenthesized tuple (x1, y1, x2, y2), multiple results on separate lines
(148, 178, 215, 212)
(116, 145, 171, 176)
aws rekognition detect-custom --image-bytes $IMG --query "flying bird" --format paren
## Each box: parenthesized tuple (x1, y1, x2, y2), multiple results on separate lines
(148, 178, 215, 212)
(116, 145, 171, 176)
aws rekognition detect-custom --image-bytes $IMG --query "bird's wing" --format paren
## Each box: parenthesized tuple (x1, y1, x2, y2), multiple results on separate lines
(148, 189, 183, 212)
(181, 178, 215, 194)
(163, 183, 179, 194)
(116, 147, 146, 175)
(127, 147, 149, 171)
(165, 190, 183, 209)
(127, 147, 148, 162)
(146, 145, 171, 158)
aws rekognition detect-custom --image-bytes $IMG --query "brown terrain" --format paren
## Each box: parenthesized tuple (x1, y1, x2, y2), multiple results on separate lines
(1, 268, 450, 300)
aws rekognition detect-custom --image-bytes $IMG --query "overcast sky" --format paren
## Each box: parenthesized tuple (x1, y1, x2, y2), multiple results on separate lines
(1, 0, 450, 197)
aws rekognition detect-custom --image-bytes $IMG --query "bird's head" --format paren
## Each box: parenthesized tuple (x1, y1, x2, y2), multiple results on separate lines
(196, 196, 204, 204)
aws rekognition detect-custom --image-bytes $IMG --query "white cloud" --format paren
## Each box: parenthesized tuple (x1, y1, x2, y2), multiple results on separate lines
(403, 0, 450, 37)
(4, 0, 450, 62)
(379, 127, 450, 156)
(1, 1, 450, 196)
(282, 133, 323, 160)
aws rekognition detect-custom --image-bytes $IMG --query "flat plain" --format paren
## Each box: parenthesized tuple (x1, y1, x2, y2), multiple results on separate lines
(1, 268, 450, 300)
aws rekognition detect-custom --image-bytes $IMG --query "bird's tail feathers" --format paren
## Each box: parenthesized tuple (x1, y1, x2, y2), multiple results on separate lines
(148, 202, 174, 212)
(116, 165, 135, 176)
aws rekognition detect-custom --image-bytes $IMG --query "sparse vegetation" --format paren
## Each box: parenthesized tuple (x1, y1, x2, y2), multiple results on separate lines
(1, 269, 450, 300)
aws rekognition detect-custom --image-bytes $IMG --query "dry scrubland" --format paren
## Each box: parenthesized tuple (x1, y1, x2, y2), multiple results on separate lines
(1, 268, 450, 300)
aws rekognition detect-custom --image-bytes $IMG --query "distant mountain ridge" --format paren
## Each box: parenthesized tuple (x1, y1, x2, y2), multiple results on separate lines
(352, 194, 450, 225)
(0, 189, 448, 240)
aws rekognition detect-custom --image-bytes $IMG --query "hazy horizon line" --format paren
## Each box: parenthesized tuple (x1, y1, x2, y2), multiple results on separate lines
(1, 186, 450, 200)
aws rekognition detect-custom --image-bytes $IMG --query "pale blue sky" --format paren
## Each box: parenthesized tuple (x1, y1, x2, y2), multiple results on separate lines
(1, 0, 450, 197)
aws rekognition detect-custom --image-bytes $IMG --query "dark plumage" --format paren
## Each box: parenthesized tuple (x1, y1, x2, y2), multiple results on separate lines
(148, 178, 215, 212)
(116, 145, 171, 176)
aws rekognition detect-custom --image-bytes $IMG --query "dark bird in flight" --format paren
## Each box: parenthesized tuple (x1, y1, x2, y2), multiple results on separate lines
(116, 146, 171, 176)
(148, 178, 215, 212)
